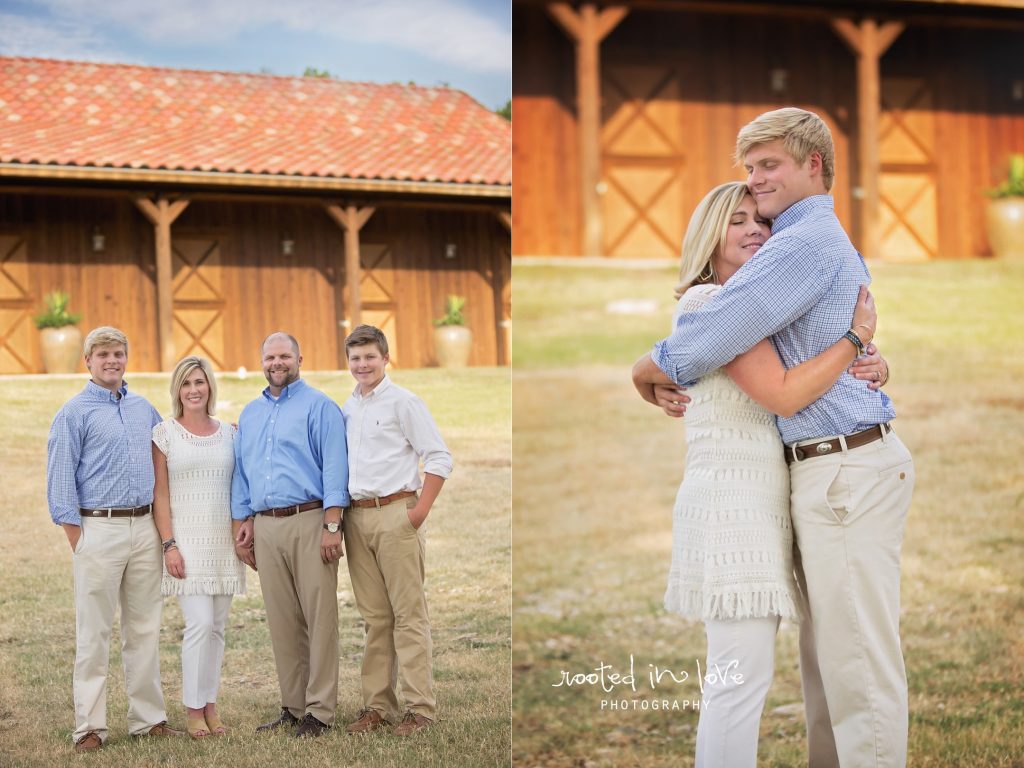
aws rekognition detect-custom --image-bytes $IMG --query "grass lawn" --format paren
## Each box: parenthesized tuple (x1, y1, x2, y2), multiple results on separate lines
(0, 368, 510, 768)
(511, 260, 1024, 767)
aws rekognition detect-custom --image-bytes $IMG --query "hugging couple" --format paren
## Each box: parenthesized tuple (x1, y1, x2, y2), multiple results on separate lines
(633, 107, 916, 768)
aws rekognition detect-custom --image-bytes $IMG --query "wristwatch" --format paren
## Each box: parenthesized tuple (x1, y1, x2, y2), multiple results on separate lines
(323, 521, 340, 534)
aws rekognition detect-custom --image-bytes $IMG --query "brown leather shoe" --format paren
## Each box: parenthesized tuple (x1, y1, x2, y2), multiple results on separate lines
(256, 708, 300, 733)
(394, 711, 433, 736)
(74, 731, 102, 753)
(345, 708, 392, 734)
(143, 721, 185, 737)
(294, 713, 331, 738)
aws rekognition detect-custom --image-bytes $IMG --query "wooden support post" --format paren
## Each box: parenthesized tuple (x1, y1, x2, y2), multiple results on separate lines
(495, 210, 511, 232)
(548, 2, 627, 257)
(831, 17, 905, 260)
(134, 196, 190, 370)
(325, 203, 376, 365)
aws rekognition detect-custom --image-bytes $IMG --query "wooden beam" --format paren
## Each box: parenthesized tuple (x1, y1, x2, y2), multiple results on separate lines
(496, 210, 512, 232)
(134, 196, 190, 370)
(829, 17, 904, 260)
(548, 3, 628, 256)
(325, 203, 376, 365)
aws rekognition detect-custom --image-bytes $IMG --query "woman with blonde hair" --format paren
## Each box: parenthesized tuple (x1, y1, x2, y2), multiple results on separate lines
(152, 356, 244, 739)
(633, 181, 887, 767)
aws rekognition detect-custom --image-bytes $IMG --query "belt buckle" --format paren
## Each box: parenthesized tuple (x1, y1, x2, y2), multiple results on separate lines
(815, 442, 834, 455)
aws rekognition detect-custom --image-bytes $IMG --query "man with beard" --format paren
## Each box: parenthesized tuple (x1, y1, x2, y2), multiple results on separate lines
(231, 332, 349, 737)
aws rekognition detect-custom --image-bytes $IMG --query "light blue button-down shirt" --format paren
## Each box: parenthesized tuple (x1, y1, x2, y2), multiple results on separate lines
(230, 378, 349, 519)
(653, 195, 895, 444)
(46, 380, 162, 526)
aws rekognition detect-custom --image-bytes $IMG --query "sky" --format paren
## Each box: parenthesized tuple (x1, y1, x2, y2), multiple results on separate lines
(0, 0, 511, 110)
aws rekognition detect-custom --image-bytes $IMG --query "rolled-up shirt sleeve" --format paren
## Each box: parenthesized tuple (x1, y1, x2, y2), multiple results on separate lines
(398, 396, 453, 479)
(47, 409, 82, 526)
(653, 231, 828, 385)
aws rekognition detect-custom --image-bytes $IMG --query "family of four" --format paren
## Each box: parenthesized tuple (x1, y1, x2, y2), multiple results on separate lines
(633, 107, 916, 767)
(47, 324, 451, 752)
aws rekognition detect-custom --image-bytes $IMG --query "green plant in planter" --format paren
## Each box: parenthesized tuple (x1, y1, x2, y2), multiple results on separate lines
(434, 295, 466, 326)
(34, 291, 82, 330)
(987, 153, 1024, 198)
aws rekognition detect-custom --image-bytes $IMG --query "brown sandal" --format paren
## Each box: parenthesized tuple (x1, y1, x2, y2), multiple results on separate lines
(205, 711, 228, 735)
(186, 715, 210, 739)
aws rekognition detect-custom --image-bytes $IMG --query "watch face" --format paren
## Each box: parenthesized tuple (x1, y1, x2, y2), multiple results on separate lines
(325, 522, 339, 533)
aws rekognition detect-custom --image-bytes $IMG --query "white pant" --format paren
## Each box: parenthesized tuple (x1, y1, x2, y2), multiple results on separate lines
(71, 516, 167, 742)
(790, 431, 914, 768)
(695, 616, 780, 768)
(177, 594, 233, 709)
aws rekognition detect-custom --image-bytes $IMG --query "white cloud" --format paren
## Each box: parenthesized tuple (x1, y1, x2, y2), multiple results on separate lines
(29, 0, 511, 73)
(0, 11, 127, 62)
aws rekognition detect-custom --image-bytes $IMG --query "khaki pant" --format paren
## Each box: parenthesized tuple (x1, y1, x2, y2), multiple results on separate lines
(71, 515, 167, 743)
(344, 497, 435, 721)
(789, 429, 915, 768)
(254, 507, 339, 724)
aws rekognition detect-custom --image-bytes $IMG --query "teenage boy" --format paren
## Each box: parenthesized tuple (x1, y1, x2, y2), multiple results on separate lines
(47, 326, 183, 752)
(341, 325, 452, 737)
(634, 108, 915, 768)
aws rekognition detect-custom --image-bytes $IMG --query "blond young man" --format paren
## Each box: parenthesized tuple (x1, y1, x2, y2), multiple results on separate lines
(341, 325, 452, 737)
(47, 327, 183, 752)
(635, 108, 915, 768)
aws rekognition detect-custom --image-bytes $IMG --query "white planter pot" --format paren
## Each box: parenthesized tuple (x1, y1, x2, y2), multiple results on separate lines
(39, 325, 83, 373)
(986, 198, 1024, 259)
(434, 325, 472, 368)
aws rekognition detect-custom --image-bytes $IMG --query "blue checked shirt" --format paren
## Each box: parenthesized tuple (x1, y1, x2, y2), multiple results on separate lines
(231, 378, 349, 519)
(47, 380, 163, 526)
(653, 195, 895, 444)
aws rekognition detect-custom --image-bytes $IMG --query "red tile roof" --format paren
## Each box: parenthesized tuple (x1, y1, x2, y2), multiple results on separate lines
(0, 57, 510, 188)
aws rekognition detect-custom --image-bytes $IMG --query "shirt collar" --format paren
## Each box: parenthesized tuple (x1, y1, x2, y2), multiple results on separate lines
(262, 377, 307, 402)
(771, 194, 833, 234)
(86, 379, 127, 402)
(352, 373, 391, 401)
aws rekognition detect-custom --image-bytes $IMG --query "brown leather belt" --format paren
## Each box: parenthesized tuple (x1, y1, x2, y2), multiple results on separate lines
(80, 504, 152, 518)
(786, 423, 891, 464)
(350, 490, 418, 509)
(257, 500, 323, 517)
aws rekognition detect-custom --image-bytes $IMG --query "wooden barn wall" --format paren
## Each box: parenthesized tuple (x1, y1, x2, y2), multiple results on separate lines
(881, 24, 1024, 259)
(0, 192, 160, 372)
(598, 9, 856, 260)
(512, 4, 581, 256)
(0, 191, 509, 373)
(512, 4, 1024, 259)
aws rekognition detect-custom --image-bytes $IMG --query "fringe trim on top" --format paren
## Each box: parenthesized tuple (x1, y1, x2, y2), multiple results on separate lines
(664, 585, 803, 623)
(161, 576, 245, 597)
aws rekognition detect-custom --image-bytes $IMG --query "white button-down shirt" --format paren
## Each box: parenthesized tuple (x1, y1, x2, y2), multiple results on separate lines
(342, 374, 452, 500)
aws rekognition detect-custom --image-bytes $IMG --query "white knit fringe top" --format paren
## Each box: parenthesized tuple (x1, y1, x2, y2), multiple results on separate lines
(663, 284, 802, 622)
(153, 419, 246, 597)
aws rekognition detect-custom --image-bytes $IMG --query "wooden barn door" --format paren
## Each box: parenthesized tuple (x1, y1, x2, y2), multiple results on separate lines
(879, 78, 938, 261)
(359, 243, 400, 366)
(0, 234, 37, 373)
(600, 63, 686, 259)
(172, 236, 226, 369)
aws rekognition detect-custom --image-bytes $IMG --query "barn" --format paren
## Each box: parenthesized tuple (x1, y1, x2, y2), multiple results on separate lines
(0, 56, 511, 374)
(514, 0, 1024, 260)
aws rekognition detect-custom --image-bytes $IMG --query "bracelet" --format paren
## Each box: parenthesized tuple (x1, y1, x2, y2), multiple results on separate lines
(842, 330, 865, 356)
(161, 537, 177, 553)
(854, 323, 874, 344)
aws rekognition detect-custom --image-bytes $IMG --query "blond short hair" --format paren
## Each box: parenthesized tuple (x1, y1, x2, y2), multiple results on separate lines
(169, 356, 218, 418)
(83, 326, 128, 358)
(734, 107, 836, 191)
(673, 182, 753, 299)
